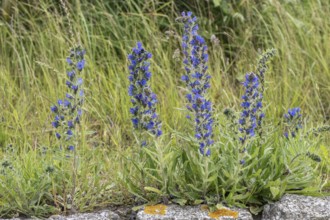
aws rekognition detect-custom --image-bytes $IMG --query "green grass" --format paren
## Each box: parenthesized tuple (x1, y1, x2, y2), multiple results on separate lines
(0, 0, 329, 218)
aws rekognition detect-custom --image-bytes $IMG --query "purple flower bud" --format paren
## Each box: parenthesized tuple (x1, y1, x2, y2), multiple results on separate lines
(51, 105, 58, 113)
(68, 121, 74, 128)
(66, 93, 73, 99)
(66, 57, 73, 65)
(55, 133, 61, 139)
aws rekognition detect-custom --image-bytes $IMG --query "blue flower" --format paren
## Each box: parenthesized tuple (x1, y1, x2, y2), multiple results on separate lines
(241, 102, 251, 108)
(51, 105, 58, 113)
(66, 81, 72, 88)
(179, 11, 213, 155)
(52, 121, 59, 128)
(131, 118, 139, 128)
(130, 106, 139, 115)
(71, 85, 78, 93)
(199, 143, 211, 156)
(68, 121, 74, 128)
(64, 99, 71, 107)
(77, 78, 83, 85)
(67, 71, 75, 80)
(75, 116, 80, 124)
(66, 58, 73, 65)
(76, 60, 85, 71)
(67, 130, 73, 136)
(128, 42, 162, 140)
(55, 133, 61, 139)
(195, 133, 202, 139)
(285, 107, 301, 119)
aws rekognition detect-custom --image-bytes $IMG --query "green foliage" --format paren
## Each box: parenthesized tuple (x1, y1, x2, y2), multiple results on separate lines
(0, 144, 126, 218)
(0, 147, 57, 218)
(123, 106, 326, 213)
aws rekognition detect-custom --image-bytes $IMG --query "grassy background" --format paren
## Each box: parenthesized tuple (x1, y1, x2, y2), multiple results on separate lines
(0, 0, 329, 218)
(0, 0, 329, 148)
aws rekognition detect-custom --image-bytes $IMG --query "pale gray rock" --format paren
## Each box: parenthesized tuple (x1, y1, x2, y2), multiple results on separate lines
(0, 209, 120, 220)
(262, 194, 330, 220)
(48, 209, 120, 220)
(136, 204, 253, 220)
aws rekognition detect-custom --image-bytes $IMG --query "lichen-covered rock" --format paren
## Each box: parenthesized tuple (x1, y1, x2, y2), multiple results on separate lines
(262, 194, 330, 220)
(136, 204, 253, 220)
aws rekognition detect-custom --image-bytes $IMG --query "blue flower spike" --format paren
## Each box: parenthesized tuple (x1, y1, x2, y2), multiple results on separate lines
(238, 72, 263, 145)
(128, 42, 162, 144)
(51, 46, 86, 153)
(179, 11, 213, 156)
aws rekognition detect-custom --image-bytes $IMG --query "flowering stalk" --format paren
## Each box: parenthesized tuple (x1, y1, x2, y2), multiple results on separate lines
(255, 49, 275, 136)
(51, 46, 85, 151)
(256, 49, 276, 95)
(179, 11, 213, 156)
(128, 42, 162, 145)
(284, 107, 302, 138)
(238, 73, 263, 146)
(50, 46, 85, 210)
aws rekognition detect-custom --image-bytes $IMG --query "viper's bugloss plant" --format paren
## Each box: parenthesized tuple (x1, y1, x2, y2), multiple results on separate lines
(178, 11, 213, 156)
(238, 72, 263, 145)
(284, 107, 302, 138)
(128, 42, 162, 144)
(51, 46, 85, 151)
